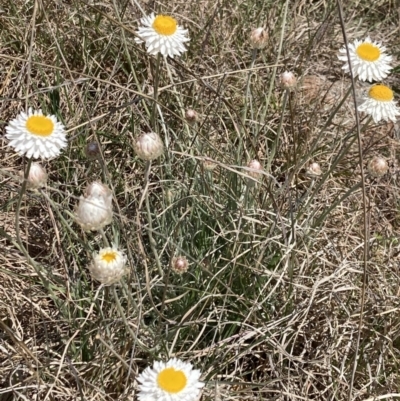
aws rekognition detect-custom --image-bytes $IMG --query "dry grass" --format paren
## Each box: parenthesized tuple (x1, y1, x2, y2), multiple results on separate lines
(1, 0, 400, 400)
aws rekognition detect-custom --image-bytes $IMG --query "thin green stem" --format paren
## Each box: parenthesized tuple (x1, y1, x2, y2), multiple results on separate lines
(151, 53, 161, 128)
(238, 48, 258, 160)
(112, 286, 137, 340)
(143, 160, 163, 277)
(266, 89, 288, 173)
(258, 0, 289, 142)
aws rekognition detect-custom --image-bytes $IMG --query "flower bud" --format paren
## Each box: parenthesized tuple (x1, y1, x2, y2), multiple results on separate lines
(368, 156, 388, 177)
(89, 246, 127, 285)
(133, 132, 164, 161)
(306, 162, 322, 177)
(247, 159, 263, 179)
(75, 182, 113, 231)
(171, 256, 189, 274)
(84, 181, 113, 203)
(280, 71, 297, 90)
(27, 162, 47, 190)
(203, 157, 217, 171)
(250, 27, 268, 49)
(185, 109, 199, 125)
(85, 141, 101, 160)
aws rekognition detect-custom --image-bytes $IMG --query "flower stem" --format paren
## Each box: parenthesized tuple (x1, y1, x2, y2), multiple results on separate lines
(143, 160, 163, 277)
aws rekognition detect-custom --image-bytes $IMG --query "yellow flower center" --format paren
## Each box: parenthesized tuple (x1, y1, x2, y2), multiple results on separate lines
(369, 85, 393, 102)
(152, 15, 178, 36)
(25, 115, 54, 137)
(356, 42, 381, 62)
(157, 367, 187, 393)
(101, 250, 117, 263)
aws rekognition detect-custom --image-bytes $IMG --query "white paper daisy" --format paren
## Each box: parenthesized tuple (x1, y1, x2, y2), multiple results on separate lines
(338, 37, 392, 82)
(358, 84, 400, 123)
(5, 108, 67, 159)
(137, 358, 204, 401)
(89, 246, 127, 285)
(135, 13, 189, 58)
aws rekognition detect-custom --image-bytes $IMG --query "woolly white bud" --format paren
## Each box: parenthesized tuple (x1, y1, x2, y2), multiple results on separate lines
(306, 162, 322, 177)
(368, 156, 388, 177)
(75, 182, 113, 231)
(133, 132, 164, 161)
(27, 162, 47, 190)
(185, 109, 199, 125)
(171, 256, 189, 274)
(250, 27, 268, 49)
(280, 71, 297, 90)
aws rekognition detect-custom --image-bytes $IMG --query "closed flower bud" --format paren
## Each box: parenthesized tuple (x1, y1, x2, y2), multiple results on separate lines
(250, 27, 268, 49)
(89, 246, 127, 285)
(280, 71, 297, 90)
(84, 181, 113, 203)
(306, 162, 322, 177)
(203, 157, 217, 171)
(171, 256, 189, 274)
(75, 182, 113, 231)
(185, 109, 199, 125)
(368, 156, 388, 177)
(247, 160, 262, 180)
(85, 141, 101, 160)
(27, 162, 47, 190)
(133, 132, 164, 161)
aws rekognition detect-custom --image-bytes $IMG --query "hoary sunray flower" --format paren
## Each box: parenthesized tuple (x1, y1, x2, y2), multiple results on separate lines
(357, 84, 400, 123)
(27, 162, 48, 190)
(306, 162, 322, 178)
(338, 37, 392, 82)
(171, 256, 189, 274)
(280, 71, 297, 90)
(133, 132, 164, 161)
(246, 159, 263, 186)
(185, 109, 199, 125)
(75, 182, 113, 231)
(135, 13, 189, 58)
(368, 156, 388, 177)
(5, 108, 67, 159)
(137, 358, 204, 401)
(89, 246, 127, 285)
(250, 27, 268, 50)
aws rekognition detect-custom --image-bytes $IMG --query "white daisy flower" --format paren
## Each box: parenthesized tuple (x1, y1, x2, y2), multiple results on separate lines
(5, 108, 67, 159)
(137, 358, 204, 401)
(338, 37, 392, 82)
(135, 13, 189, 58)
(89, 246, 127, 285)
(358, 84, 400, 123)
